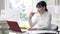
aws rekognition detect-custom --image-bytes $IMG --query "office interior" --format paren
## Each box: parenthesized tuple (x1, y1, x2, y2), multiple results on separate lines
(0, 0, 60, 34)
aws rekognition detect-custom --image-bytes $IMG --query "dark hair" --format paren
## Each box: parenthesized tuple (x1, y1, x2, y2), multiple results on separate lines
(36, 1, 48, 11)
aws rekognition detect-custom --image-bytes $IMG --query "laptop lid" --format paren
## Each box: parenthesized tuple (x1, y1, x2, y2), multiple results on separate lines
(7, 21, 22, 32)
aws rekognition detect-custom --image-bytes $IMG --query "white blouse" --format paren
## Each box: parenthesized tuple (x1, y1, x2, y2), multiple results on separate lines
(28, 11, 52, 29)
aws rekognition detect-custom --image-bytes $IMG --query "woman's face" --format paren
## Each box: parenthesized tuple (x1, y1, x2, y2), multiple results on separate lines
(37, 6, 45, 12)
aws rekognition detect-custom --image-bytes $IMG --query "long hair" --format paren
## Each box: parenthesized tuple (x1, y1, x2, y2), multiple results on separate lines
(36, 1, 48, 11)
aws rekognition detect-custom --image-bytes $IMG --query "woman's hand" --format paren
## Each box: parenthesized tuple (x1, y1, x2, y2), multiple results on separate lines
(28, 28, 38, 30)
(29, 12, 35, 19)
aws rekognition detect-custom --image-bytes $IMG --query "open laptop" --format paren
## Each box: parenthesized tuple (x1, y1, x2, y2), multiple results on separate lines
(7, 21, 22, 32)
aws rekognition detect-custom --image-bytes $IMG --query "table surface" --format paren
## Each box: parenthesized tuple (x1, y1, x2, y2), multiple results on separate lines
(0, 29, 57, 34)
(0, 27, 58, 34)
(26, 30, 58, 33)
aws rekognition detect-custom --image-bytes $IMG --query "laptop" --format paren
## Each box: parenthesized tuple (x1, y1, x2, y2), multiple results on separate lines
(7, 21, 22, 32)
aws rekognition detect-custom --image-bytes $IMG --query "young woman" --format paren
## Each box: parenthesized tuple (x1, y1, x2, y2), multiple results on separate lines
(28, 1, 52, 30)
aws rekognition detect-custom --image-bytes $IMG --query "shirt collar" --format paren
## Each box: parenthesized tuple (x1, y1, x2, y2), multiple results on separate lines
(37, 11, 48, 17)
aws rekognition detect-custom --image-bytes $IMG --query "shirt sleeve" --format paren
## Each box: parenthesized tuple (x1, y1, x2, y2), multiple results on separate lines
(28, 14, 37, 28)
(31, 15, 37, 23)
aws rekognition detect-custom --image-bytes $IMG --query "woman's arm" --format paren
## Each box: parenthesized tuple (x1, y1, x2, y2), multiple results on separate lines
(28, 12, 37, 28)
(28, 18, 36, 28)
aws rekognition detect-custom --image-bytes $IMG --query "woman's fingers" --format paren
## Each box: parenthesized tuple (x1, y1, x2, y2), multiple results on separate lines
(28, 28, 38, 30)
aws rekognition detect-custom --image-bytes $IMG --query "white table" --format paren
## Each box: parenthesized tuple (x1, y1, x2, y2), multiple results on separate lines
(26, 30, 58, 34)
(9, 29, 58, 34)
(9, 30, 27, 34)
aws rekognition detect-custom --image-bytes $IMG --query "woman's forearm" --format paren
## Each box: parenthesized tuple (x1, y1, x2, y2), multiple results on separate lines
(28, 17, 36, 28)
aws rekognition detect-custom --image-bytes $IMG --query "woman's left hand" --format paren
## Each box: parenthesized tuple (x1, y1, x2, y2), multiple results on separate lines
(28, 28, 38, 30)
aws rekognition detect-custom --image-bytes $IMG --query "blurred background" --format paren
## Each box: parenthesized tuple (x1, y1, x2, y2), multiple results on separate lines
(0, 0, 60, 30)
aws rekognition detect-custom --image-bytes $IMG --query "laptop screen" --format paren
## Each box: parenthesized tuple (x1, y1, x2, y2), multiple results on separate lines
(7, 21, 22, 32)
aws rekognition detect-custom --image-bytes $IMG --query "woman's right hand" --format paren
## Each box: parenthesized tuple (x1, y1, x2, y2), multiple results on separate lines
(29, 12, 35, 19)
(28, 28, 38, 30)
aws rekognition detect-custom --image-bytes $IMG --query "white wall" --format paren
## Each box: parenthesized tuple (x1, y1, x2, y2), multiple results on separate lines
(0, 0, 4, 11)
(0, 0, 5, 16)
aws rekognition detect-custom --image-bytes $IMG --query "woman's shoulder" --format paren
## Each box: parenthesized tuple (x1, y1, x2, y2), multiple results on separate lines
(46, 12, 51, 15)
(45, 12, 52, 17)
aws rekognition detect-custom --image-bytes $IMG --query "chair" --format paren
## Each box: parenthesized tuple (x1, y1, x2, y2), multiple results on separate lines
(44, 24, 58, 34)
(50, 24, 58, 31)
(50, 24, 59, 34)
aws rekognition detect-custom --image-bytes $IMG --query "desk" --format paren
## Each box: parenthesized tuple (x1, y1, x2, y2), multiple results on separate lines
(0, 29, 58, 34)
(9, 30, 27, 34)
(26, 30, 58, 34)
(9, 30, 22, 34)
(9, 30, 58, 34)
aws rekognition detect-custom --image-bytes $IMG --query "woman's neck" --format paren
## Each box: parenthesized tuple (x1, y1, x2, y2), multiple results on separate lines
(38, 10, 45, 16)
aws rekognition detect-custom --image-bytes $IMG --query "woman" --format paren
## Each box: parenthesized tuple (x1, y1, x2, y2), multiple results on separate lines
(28, 1, 52, 30)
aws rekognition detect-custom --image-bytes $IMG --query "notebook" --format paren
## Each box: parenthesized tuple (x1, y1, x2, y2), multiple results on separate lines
(7, 21, 22, 32)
